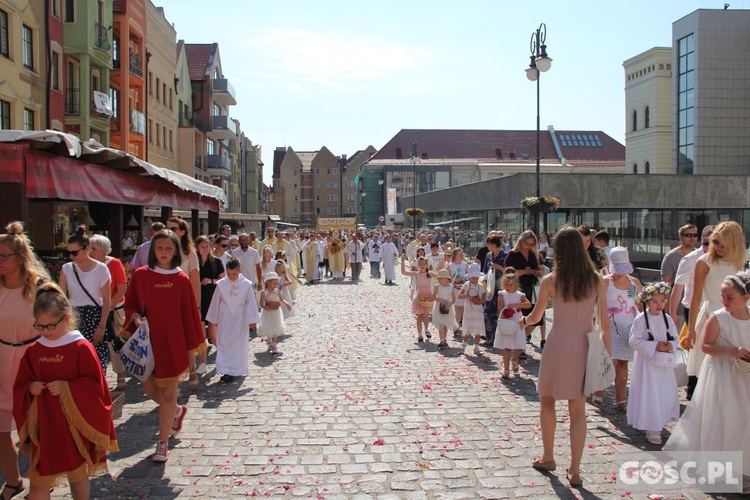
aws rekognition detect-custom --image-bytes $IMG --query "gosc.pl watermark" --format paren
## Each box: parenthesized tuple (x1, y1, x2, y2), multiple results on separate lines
(616, 451, 743, 493)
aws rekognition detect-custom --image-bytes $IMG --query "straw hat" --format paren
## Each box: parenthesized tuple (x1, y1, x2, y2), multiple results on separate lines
(430, 269, 451, 280)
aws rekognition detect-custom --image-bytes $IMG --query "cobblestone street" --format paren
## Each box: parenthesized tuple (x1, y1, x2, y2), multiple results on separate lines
(21, 272, 740, 499)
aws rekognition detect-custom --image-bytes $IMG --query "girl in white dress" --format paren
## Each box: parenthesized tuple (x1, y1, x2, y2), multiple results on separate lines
(448, 248, 469, 334)
(458, 263, 486, 356)
(493, 268, 530, 377)
(686, 221, 745, 399)
(431, 269, 459, 350)
(627, 282, 680, 445)
(664, 272, 750, 479)
(258, 272, 290, 355)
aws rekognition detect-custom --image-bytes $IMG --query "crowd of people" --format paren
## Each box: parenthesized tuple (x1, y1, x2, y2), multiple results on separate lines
(0, 217, 749, 496)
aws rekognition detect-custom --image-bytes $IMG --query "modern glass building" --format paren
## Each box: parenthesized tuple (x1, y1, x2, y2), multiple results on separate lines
(413, 172, 750, 268)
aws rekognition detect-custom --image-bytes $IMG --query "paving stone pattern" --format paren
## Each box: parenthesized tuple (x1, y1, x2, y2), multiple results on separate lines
(9, 272, 743, 499)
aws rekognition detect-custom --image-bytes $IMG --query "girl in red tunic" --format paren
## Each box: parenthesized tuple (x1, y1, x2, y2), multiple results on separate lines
(124, 230, 204, 462)
(13, 283, 118, 498)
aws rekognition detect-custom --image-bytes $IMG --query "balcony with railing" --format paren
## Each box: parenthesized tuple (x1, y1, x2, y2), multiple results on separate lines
(212, 78, 236, 107)
(206, 114, 237, 141)
(205, 154, 231, 177)
(95, 23, 111, 52)
(129, 51, 143, 78)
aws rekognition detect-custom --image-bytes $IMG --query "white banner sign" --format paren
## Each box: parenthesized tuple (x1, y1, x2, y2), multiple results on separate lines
(387, 188, 397, 215)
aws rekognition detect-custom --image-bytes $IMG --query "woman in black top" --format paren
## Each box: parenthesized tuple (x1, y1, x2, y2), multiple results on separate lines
(504, 231, 543, 345)
(196, 235, 224, 343)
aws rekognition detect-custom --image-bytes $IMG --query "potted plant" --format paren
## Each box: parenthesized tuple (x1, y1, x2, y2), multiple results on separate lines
(405, 207, 425, 217)
(521, 196, 560, 213)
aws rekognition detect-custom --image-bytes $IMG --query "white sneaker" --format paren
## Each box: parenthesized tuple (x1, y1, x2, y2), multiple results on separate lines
(153, 441, 169, 462)
(646, 431, 662, 445)
(195, 363, 207, 375)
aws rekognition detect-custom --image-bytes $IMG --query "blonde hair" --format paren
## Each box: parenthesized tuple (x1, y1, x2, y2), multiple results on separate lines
(0, 221, 51, 304)
(501, 266, 520, 288)
(33, 282, 77, 330)
(708, 220, 746, 270)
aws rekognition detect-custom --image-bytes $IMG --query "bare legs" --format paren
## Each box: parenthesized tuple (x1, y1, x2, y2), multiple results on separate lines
(143, 377, 178, 443)
(614, 360, 629, 407)
(536, 395, 587, 476)
(29, 478, 88, 500)
(0, 432, 21, 497)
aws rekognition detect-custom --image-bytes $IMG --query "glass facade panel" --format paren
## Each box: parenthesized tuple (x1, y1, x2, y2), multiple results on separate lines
(677, 33, 695, 175)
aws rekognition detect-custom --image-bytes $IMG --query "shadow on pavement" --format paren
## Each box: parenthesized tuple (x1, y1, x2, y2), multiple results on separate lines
(90, 456, 183, 498)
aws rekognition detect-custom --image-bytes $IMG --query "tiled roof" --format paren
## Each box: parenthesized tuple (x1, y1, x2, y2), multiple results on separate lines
(184, 43, 215, 81)
(368, 129, 624, 164)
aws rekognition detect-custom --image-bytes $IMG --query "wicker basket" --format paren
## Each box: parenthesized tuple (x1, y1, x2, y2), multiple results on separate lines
(110, 390, 125, 420)
(732, 358, 750, 376)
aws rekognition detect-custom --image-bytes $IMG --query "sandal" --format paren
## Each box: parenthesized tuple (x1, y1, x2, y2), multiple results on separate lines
(616, 400, 627, 411)
(590, 395, 604, 406)
(502, 371, 510, 379)
(1, 479, 29, 500)
(566, 469, 583, 488)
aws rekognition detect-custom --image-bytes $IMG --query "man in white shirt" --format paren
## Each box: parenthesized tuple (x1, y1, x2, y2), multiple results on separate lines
(231, 233, 263, 291)
(669, 225, 713, 401)
(347, 233, 364, 281)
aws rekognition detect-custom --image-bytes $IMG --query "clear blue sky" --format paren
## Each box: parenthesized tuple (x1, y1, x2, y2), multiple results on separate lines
(154, 0, 743, 184)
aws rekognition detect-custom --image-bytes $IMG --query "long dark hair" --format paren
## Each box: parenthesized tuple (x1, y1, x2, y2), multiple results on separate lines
(194, 235, 215, 264)
(553, 226, 598, 302)
(577, 224, 600, 266)
(147, 230, 182, 269)
(168, 217, 194, 256)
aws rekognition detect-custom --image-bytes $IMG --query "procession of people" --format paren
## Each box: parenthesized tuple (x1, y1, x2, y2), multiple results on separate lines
(1, 218, 749, 496)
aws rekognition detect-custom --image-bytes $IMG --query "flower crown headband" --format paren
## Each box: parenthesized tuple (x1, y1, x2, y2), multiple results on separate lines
(725, 271, 750, 294)
(637, 281, 672, 304)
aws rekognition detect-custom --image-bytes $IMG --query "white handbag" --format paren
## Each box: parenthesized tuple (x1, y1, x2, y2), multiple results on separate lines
(484, 269, 495, 301)
(583, 305, 615, 395)
(674, 348, 689, 386)
(496, 309, 518, 337)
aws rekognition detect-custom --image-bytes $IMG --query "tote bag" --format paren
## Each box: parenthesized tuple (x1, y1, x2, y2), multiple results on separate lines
(583, 309, 615, 395)
(119, 318, 155, 381)
(484, 269, 495, 301)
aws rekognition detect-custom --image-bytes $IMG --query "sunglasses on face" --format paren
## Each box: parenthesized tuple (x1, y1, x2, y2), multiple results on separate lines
(682, 233, 698, 238)
(64, 247, 86, 258)
(702, 240, 710, 247)
(649, 299, 668, 305)
(33, 315, 66, 331)
(219, 244, 229, 248)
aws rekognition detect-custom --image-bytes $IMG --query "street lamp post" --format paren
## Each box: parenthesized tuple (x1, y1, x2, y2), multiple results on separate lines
(525, 23, 552, 237)
(410, 141, 418, 234)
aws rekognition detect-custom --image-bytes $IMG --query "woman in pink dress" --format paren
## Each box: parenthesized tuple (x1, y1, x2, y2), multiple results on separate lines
(0, 221, 50, 499)
(522, 226, 610, 489)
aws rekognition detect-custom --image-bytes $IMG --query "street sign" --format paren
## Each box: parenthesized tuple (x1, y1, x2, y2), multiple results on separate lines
(378, 215, 385, 222)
